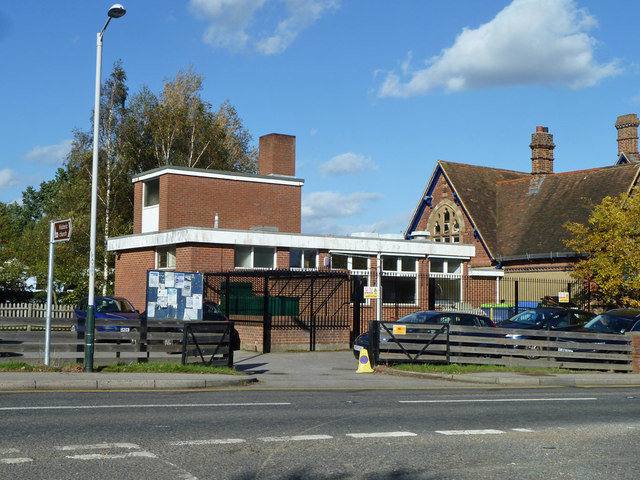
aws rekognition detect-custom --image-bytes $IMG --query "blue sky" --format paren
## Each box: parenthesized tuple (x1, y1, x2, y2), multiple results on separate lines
(1, 0, 639, 236)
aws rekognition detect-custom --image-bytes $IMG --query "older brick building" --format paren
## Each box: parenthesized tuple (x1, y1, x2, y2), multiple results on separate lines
(404, 114, 640, 282)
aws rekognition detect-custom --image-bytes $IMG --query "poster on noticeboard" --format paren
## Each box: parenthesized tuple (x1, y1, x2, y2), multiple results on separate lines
(145, 270, 203, 320)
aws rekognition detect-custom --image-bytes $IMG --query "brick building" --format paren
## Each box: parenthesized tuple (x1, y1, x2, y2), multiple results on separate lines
(107, 133, 476, 349)
(404, 114, 640, 283)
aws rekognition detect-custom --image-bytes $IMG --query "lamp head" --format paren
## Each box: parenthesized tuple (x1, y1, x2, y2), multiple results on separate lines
(108, 4, 126, 18)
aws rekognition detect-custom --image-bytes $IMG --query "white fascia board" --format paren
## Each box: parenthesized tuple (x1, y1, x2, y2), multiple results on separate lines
(132, 168, 304, 187)
(469, 267, 504, 277)
(108, 227, 475, 259)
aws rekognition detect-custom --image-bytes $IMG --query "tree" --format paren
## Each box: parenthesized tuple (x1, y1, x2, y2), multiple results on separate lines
(564, 189, 640, 308)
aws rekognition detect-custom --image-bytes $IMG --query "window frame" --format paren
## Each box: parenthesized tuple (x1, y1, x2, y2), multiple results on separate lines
(234, 246, 276, 269)
(156, 246, 176, 270)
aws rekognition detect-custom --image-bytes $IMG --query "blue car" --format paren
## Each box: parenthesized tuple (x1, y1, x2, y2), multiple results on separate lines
(73, 296, 141, 333)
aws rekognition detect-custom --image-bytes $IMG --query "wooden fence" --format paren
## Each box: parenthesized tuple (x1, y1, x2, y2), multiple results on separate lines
(369, 321, 636, 373)
(0, 318, 235, 366)
(0, 303, 75, 318)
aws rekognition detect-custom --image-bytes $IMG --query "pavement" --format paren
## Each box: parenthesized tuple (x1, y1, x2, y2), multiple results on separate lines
(0, 350, 639, 391)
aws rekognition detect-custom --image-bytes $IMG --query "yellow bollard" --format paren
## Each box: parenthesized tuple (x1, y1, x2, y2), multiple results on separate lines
(356, 348, 374, 373)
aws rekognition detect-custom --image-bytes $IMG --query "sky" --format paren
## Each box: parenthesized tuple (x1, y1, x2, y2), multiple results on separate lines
(1, 0, 639, 237)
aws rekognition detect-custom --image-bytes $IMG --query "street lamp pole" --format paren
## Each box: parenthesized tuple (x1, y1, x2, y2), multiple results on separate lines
(85, 4, 126, 372)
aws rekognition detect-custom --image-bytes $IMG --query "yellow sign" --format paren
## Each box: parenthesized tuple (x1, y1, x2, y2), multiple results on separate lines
(393, 324, 406, 335)
(363, 286, 379, 299)
(558, 291, 569, 303)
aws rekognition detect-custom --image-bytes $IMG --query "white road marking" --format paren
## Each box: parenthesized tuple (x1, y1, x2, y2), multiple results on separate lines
(259, 435, 333, 442)
(66, 451, 157, 460)
(512, 428, 534, 432)
(346, 432, 417, 438)
(0, 402, 291, 411)
(58, 442, 140, 451)
(1, 457, 33, 464)
(400, 397, 597, 404)
(436, 429, 504, 435)
(170, 439, 245, 446)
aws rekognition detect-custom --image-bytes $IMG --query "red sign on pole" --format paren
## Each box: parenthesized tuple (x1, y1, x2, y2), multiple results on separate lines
(53, 219, 72, 243)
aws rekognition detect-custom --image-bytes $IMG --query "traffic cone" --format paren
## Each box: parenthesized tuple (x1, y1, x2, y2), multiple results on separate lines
(356, 348, 374, 373)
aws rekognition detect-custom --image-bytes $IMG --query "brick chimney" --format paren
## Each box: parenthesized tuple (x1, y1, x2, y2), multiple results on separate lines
(259, 134, 296, 176)
(530, 126, 555, 175)
(615, 113, 639, 158)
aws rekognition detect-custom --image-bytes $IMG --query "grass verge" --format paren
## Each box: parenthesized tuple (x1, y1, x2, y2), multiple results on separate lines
(0, 361, 239, 375)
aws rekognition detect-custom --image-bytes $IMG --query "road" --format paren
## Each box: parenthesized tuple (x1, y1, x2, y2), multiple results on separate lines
(1, 385, 639, 479)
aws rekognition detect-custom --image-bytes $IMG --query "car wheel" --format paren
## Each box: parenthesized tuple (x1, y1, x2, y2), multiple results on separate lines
(524, 344, 541, 360)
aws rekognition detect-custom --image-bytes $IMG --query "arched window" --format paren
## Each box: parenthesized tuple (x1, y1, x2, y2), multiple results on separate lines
(427, 201, 464, 243)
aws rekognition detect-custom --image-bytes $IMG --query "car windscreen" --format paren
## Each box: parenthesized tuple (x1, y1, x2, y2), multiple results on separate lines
(583, 314, 635, 334)
(397, 311, 441, 324)
(96, 298, 135, 314)
(508, 309, 560, 326)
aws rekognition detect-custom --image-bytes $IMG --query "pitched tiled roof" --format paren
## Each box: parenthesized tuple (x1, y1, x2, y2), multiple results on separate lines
(495, 164, 640, 259)
(439, 161, 526, 259)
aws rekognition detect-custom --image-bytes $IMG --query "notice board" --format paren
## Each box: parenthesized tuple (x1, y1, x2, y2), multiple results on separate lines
(145, 270, 203, 320)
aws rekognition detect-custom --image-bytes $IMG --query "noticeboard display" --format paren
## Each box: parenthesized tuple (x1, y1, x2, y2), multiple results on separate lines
(145, 270, 203, 320)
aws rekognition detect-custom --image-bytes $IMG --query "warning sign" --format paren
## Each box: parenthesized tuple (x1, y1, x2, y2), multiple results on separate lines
(393, 324, 407, 335)
(558, 291, 569, 303)
(363, 286, 379, 299)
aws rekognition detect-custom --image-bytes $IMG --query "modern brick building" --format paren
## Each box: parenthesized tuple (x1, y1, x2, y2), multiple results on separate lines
(107, 133, 476, 349)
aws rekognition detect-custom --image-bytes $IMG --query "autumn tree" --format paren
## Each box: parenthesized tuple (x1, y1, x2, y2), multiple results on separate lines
(564, 189, 640, 308)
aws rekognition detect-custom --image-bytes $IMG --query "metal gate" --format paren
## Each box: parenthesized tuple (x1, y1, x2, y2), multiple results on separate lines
(203, 270, 352, 352)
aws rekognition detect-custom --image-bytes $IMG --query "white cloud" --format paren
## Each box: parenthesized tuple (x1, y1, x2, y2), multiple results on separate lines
(0, 169, 18, 191)
(302, 190, 384, 231)
(318, 152, 378, 177)
(378, 0, 621, 97)
(24, 139, 72, 165)
(189, 0, 338, 55)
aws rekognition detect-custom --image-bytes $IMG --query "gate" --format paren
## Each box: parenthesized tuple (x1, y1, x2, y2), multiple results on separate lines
(203, 270, 352, 352)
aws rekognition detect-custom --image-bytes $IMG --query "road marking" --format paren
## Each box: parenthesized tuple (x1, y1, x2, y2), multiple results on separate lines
(66, 451, 157, 460)
(512, 428, 534, 432)
(58, 442, 140, 451)
(436, 429, 504, 435)
(399, 397, 597, 404)
(170, 439, 245, 446)
(1, 457, 33, 464)
(0, 402, 291, 411)
(346, 432, 417, 438)
(259, 435, 333, 442)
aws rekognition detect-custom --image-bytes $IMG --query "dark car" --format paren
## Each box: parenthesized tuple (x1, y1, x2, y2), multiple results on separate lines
(72, 296, 141, 333)
(499, 307, 595, 359)
(202, 301, 241, 350)
(353, 310, 497, 359)
(555, 308, 640, 358)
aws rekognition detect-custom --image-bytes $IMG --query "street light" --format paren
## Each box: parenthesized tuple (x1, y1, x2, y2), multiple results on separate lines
(86, 4, 126, 372)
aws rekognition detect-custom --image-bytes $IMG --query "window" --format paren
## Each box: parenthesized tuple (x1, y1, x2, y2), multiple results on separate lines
(157, 246, 176, 269)
(331, 253, 370, 304)
(234, 246, 275, 269)
(382, 255, 418, 305)
(144, 179, 160, 207)
(428, 202, 464, 243)
(290, 249, 317, 269)
(430, 257, 463, 306)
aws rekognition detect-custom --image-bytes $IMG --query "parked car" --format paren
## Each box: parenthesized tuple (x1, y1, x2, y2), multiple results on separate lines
(72, 296, 141, 333)
(499, 307, 595, 359)
(555, 308, 640, 358)
(201, 301, 241, 350)
(352, 310, 497, 359)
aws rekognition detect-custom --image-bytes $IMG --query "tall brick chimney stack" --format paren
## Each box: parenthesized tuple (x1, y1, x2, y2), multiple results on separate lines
(530, 126, 555, 175)
(615, 113, 639, 158)
(259, 134, 296, 176)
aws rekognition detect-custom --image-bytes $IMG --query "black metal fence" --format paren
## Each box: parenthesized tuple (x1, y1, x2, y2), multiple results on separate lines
(203, 270, 352, 352)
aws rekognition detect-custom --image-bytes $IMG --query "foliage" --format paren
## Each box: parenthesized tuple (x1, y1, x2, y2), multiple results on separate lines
(0, 361, 238, 374)
(564, 189, 640, 308)
(1, 63, 257, 302)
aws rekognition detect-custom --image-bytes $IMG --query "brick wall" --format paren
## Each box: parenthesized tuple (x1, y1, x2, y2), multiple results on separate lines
(114, 249, 155, 312)
(146, 173, 301, 233)
(632, 333, 640, 373)
(259, 134, 296, 176)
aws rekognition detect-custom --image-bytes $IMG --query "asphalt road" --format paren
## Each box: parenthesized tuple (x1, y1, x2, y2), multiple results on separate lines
(1, 386, 639, 479)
